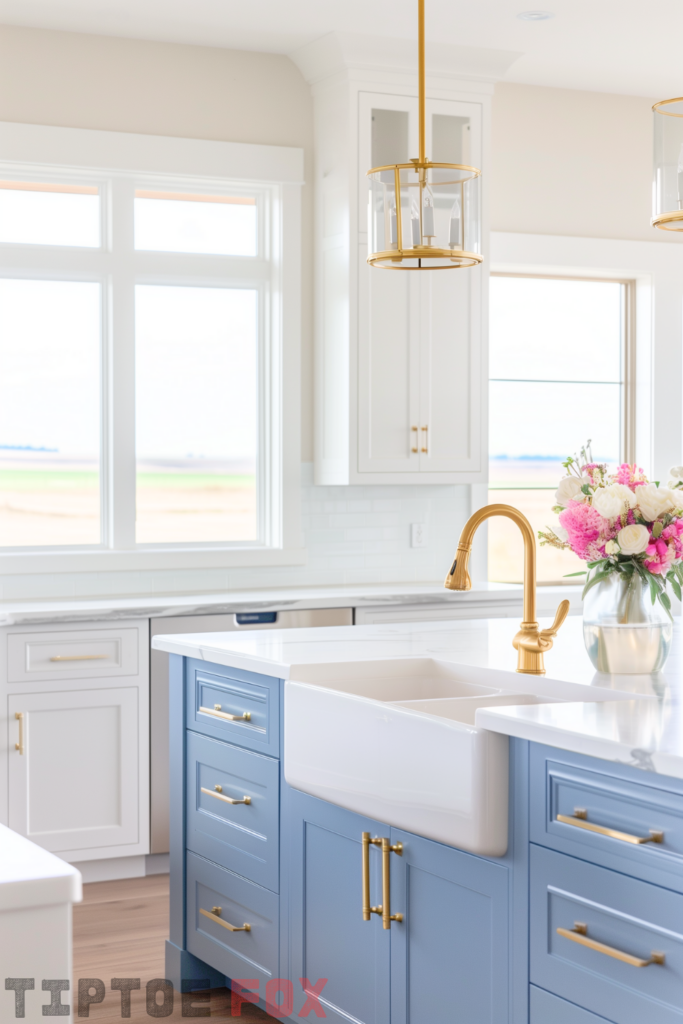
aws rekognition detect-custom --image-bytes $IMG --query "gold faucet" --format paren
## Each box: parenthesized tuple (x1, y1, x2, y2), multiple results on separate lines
(444, 503, 571, 675)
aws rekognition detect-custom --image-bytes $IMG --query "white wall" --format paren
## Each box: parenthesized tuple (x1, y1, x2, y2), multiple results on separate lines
(491, 81, 683, 245)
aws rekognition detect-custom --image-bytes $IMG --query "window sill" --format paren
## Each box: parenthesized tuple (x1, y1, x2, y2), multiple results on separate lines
(0, 546, 308, 576)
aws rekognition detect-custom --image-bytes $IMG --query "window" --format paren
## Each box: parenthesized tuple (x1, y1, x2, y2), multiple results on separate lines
(488, 274, 633, 583)
(0, 124, 302, 567)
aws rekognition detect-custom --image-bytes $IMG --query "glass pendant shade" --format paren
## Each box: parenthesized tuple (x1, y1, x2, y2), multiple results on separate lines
(366, 0, 483, 270)
(652, 98, 683, 231)
(368, 163, 481, 268)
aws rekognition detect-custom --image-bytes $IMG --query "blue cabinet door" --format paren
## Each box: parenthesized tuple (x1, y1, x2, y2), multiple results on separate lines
(389, 828, 510, 1024)
(287, 787, 390, 1024)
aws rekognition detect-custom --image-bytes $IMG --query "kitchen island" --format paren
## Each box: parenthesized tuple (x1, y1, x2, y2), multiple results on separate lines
(153, 615, 683, 1024)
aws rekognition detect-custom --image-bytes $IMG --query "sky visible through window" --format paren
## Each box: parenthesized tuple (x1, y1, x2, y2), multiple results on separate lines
(489, 275, 624, 583)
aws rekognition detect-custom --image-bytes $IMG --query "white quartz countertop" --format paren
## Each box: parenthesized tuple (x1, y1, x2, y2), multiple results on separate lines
(0, 823, 82, 911)
(0, 581, 581, 625)
(153, 614, 683, 780)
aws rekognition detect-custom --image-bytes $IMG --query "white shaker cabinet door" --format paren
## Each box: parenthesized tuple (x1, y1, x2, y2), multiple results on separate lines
(418, 267, 483, 473)
(8, 687, 141, 859)
(357, 250, 420, 473)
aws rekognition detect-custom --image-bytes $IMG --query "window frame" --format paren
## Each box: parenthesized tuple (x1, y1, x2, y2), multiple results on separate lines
(487, 269, 637, 585)
(0, 121, 305, 575)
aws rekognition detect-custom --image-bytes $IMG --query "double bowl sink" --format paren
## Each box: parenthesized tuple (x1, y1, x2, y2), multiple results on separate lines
(283, 658, 634, 856)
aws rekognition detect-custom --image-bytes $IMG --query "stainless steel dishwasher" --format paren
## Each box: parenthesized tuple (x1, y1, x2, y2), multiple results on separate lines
(149, 607, 353, 854)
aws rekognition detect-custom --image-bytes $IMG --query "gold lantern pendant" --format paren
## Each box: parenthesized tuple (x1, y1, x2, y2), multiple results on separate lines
(366, 0, 483, 269)
(652, 97, 683, 231)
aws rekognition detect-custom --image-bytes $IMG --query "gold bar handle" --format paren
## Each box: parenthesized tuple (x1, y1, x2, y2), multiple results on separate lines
(200, 906, 250, 932)
(420, 425, 428, 453)
(381, 837, 403, 930)
(411, 426, 418, 453)
(199, 704, 251, 722)
(557, 922, 665, 967)
(361, 832, 383, 921)
(50, 654, 109, 662)
(557, 808, 664, 845)
(15, 712, 23, 755)
(201, 785, 251, 805)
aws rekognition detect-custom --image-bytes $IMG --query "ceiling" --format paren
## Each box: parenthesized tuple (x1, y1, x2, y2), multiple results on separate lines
(0, 0, 676, 99)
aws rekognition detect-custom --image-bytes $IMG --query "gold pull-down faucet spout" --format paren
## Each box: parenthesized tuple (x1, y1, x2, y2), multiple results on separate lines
(444, 503, 570, 675)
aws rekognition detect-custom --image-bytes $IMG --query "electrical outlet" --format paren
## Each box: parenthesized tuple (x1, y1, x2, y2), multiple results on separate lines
(411, 523, 428, 548)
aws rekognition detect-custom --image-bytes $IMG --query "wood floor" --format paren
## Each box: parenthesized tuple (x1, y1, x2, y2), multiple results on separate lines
(73, 874, 278, 1021)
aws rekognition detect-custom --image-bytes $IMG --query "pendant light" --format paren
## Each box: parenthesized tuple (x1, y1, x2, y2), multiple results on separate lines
(652, 98, 683, 231)
(366, 0, 483, 269)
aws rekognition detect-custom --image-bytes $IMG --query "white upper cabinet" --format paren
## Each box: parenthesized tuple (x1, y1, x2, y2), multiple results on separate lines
(293, 33, 501, 485)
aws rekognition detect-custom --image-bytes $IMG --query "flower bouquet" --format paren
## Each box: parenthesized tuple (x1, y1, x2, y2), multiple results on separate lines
(539, 442, 683, 672)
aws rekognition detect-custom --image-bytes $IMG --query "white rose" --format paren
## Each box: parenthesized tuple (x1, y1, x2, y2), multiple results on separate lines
(604, 539, 620, 555)
(555, 476, 588, 506)
(617, 523, 650, 555)
(636, 483, 676, 522)
(592, 483, 636, 520)
(669, 466, 683, 480)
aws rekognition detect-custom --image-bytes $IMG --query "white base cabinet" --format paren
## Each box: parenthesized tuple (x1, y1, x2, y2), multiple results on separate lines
(2, 619, 149, 864)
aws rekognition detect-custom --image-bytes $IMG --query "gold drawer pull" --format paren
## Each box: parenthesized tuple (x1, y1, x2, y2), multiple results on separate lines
(557, 808, 664, 845)
(420, 425, 428, 453)
(50, 654, 109, 662)
(557, 922, 665, 967)
(361, 832, 403, 929)
(199, 704, 251, 722)
(411, 426, 418, 453)
(201, 785, 251, 805)
(200, 906, 250, 932)
(381, 837, 403, 930)
(15, 712, 24, 755)
(362, 832, 383, 921)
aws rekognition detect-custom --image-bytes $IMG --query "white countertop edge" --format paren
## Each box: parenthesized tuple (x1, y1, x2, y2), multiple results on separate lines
(0, 582, 583, 625)
(0, 824, 83, 910)
(157, 638, 293, 677)
(475, 704, 683, 780)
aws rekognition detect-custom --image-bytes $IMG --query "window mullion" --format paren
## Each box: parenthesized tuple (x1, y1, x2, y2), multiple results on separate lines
(108, 177, 137, 549)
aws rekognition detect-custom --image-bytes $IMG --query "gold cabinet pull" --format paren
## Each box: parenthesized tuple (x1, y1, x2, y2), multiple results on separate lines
(199, 704, 251, 722)
(557, 922, 665, 967)
(199, 906, 251, 932)
(49, 654, 109, 662)
(557, 808, 664, 845)
(201, 785, 251, 806)
(420, 425, 428, 453)
(361, 832, 383, 921)
(15, 712, 24, 755)
(411, 426, 418, 453)
(381, 837, 404, 930)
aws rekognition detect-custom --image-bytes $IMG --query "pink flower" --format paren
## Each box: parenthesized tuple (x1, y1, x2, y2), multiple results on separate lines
(559, 500, 615, 561)
(614, 463, 648, 489)
(644, 538, 675, 575)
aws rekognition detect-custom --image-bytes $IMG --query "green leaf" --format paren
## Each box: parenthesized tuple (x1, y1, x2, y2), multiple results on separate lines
(670, 577, 681, 602)
(581, 484, 592, 495)
(563, 571, 587, 577)
(581, 570, 614, 600)
(658, 590, 673, 621)
(652, 521, 663, 539)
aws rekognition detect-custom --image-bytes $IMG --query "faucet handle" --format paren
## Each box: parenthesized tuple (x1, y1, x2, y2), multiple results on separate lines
(539, 599, 571, 643)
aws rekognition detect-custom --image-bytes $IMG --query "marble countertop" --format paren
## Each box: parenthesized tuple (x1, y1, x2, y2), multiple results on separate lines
(0, 581, 581, 626)
(153, 614, 683, 780)
(0, 823, 82, 911)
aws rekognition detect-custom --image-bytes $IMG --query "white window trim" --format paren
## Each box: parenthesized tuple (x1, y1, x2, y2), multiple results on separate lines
(0, 121, 305, 575)
(468, 230, 683, 584)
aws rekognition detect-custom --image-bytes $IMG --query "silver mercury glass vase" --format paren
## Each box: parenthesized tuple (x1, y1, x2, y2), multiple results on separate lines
(583, 571, 673, 674)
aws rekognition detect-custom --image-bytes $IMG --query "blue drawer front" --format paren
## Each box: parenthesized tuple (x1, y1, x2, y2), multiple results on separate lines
(530, 844, 683, 1024)
(186, 659, 280, 757)
(530, 986, 615, 1023)
(186, 851, 278, 989)
(530, 743, 683, 892)
(186, 731, 279, 892)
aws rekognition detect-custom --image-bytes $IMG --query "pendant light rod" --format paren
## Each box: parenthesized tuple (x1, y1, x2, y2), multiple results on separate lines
(418, 0, 426, 164)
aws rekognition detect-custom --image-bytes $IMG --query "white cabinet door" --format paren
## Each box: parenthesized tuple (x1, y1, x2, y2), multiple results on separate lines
(418, 267, 483, 473)
(8, 687, 140, 859)
(357, 249, 420, 473)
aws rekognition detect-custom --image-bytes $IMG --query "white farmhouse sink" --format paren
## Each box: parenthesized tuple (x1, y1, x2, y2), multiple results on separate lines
(284, 658, 610, 857)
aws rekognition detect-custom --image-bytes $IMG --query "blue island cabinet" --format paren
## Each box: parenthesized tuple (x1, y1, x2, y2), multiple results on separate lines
(286, 787, 510, 1023)
(167, 654, 522, 1021)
